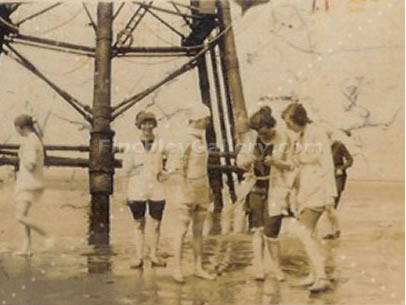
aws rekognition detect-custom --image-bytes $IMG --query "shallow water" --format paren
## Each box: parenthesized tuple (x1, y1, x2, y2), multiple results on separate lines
(0, 176, 404, 305)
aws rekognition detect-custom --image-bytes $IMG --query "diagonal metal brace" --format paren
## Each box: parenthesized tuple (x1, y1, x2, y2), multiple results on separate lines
(111, 26, 231, 120)
(5, 44, 93, 123)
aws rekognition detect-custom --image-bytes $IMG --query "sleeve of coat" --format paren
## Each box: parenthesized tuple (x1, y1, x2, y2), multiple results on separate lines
(236, 131, 256, 171)
(297, 125, 327, 165)
(340, 142, 354, 168)
(273, 131, 290, 162)
(122, 153, 134, 176)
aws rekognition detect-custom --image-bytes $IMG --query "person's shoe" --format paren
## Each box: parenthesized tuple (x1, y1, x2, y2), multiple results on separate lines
(130, 258, 144, 269)
(253, 259, 265, 281)
(13, 249, 32, 257)
(44, 237, 55, 250)
(324, 230, 341, 240)
(309, 278, 330, 293)
(172, 270, 185, 283)
(194, 268, 216, 280)
(294, 274, 315, 287)
(150, 257, 167, 268)
(254, 269, 265, 281)
(323, 233, 337, 240)
(274, 268, 285, 282)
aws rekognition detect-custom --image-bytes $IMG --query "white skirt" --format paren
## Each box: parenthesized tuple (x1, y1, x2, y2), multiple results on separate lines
(15, 189, 44, 202)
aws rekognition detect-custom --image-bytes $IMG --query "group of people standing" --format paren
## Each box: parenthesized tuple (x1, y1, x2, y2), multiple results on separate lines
(11, 101, 353, 292)
(237, 103, 353, 292)
(120, 101, 353, 290)
(122, 103, 216, 283)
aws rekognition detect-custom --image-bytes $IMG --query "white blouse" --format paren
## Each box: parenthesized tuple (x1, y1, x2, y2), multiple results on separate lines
(15, 133, 45, 194)
(123, 137, 167, 201)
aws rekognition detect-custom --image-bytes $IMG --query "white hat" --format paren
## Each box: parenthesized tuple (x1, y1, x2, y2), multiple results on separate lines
(188, 103, 211, 121)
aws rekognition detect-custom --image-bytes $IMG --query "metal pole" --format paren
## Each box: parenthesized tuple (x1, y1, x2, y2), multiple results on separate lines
(89, 2, 114, 246)
(4, 44, 93, 121)
(217, 0, 249, 138)
(209, 45, 237, 203)
(11, 33, 95, 55)
(196, 53, 224, 227)
(196, 54, 216, 145)
(15, 2, 62, 26)
(209, 47, 228, 153)
(133, 1, 206, 20)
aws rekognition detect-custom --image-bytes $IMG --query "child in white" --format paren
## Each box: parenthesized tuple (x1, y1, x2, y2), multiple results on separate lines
(163, 103, 216, 283)
(14, 114, 53, 256)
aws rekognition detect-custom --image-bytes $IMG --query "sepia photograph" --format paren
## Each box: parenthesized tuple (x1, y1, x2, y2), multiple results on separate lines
(0, 0, 404, 304)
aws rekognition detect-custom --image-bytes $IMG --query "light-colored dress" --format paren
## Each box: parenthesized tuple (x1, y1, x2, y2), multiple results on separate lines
(15, 133, 45, 202)
(123, 137, 166, 201)
(166, 127, 211, 208)
(266, 130, 292, 216)
(293, 123, 337, 212)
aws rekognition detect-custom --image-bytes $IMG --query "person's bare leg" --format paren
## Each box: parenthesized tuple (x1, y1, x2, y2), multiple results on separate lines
(149, 217, 166, 266)
(265, 236, 285, 281)
(295, 224, 321, 286)
(173, 215, 190, 283)
(131, 217, 145, 268)
(303, 231, 330, 292)
(15, 199, 54, 253)
(192, 210, 215, 280)
(252, 229, 265, 281)
(16, 200, 49, 237)
(324, 206, 340, 239)
(295, 212, 330, 292)
(14, 200, 32, 256)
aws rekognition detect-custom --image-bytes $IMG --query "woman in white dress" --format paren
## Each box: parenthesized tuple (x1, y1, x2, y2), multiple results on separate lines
(14, 114, 53, 256)
(123, 111, 167, 268)
(282, 103, 337, 292)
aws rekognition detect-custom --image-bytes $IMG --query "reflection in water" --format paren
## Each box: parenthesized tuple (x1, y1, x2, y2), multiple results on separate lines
(85, 245, 113, 274)
(1, 178, 402, 305)
(88, 194, 110, 246)
(87, 194, 113, 274)
(307, 287, 338, 305)
(0, 232, 341, 305)
(262, 280, 281, 304)
(205, 235, 252, 276)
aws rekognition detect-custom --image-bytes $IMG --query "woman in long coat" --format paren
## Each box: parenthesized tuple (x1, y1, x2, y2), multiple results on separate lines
(282, 103, 337, 292)
(237, 106, 292, 281)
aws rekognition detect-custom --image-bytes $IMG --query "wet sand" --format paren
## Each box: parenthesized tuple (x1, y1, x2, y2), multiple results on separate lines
(0, 170, 404, 305)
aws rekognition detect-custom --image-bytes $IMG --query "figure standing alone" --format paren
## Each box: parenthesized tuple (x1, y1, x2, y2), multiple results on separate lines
(14, 114, 53, 256)
(164, 103, 216, 283)
(123, 111, 167, 268)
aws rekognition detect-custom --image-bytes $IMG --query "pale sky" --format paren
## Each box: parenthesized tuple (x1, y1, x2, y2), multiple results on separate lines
(0, 0, 403, 181)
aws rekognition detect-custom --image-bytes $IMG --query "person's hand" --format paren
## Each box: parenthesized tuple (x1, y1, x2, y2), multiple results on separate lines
(237, 154, 255, 171)
(26, 162, 36, 172)
(157, 170, 171, 182)
(284, 161, 295, 171)
(264, 156, 273, 167)
(265, 157, 294, 171)
(279, 163, 293, 171)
